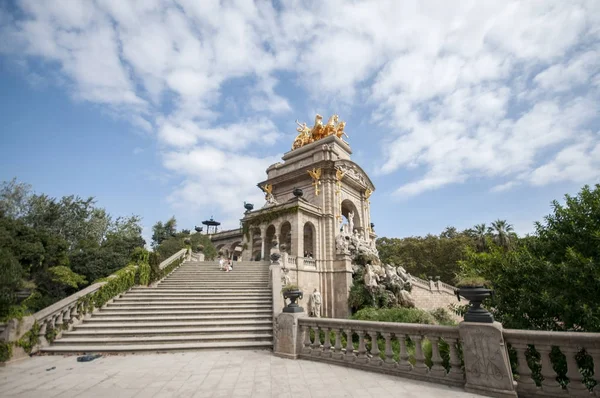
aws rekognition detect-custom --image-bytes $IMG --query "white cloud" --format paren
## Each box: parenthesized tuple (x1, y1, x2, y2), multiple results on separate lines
(2, 0, 599, 222)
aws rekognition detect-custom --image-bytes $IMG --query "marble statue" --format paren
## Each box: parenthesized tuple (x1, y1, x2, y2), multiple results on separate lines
(309, 289, 322, 318)
(364, 264, 379, 288)
(348, 210, 354, 233)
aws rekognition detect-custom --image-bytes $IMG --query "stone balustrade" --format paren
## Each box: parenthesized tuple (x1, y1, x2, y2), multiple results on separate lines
(159, 248, 187, 269)
(297, 318, 465, 387)
(33, 282, 107, 345)
(302, 257, 316, 268)
(504, 329, 600, 397)
(287, 255, 297, 266)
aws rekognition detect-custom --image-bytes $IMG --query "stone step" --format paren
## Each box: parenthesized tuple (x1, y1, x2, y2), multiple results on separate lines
(64, 325, 272, 338)
(76, 319, 272, 329)
(110, 300, 271, 307)
(101, 305, 273, 312)
(115, 296, 270, 302)
(97, 307, 272, 315)
(157, 283, 268, 288)
(52, 333, 273, 346)
(141, 287, 270, 292)
(82, 311, 272, 325)
(41, 340, 273, 354)
(127, 289, 271, 300)
(94, 310, 272, 319)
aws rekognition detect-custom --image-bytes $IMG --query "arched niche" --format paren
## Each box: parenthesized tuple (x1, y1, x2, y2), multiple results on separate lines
(265, 224, 276, 250)
(230, 241, 241, 261)
(341, 199, 361, 234)
(303, 222, 316, 258)
(250, 227, 262, 261)
(280, 221, 292, 254)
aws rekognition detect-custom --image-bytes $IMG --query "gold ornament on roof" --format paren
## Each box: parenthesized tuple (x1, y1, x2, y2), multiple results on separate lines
(365, 188, 373, 204)
(307, 168, 322, 196)
(292, 114, 349, 150)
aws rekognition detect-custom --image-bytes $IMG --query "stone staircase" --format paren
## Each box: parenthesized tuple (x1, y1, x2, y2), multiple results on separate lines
(41, 261, 273, 354)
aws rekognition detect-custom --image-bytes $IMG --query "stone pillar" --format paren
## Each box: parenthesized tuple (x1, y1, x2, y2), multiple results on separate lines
(273, 311, 307, 360)
(270, 253, 284, 319)
(458, 321, 517, 398)
(260, 227, 267, 260)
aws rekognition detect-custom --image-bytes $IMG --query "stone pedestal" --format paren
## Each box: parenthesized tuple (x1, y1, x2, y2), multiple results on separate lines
(459, 322, 517, 398)
(273, 312, 306, 360)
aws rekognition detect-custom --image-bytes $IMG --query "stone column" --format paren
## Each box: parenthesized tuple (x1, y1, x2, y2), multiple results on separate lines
(273, 311, 307, 360)
(458, 321, 517, 398)
(260, 226, 267, 260)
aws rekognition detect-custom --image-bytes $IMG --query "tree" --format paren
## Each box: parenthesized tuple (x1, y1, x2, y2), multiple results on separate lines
(0, 248, 22, 318)
(459, 184, 600, 332)
(377, 229, 475, 282)
(472, 223, 489, 252)
(0, 178, 31, 219)
(151, 217, 177, 248)
(490, 219, 514, 249)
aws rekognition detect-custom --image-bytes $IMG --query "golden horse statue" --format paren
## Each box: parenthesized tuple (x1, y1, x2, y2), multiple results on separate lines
(291, 114, 349, 151)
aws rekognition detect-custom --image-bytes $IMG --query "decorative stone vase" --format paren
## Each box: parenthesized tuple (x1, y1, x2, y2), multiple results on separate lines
(194, 226, 203, 233)
(456, 287, 494, 323)
(244, 202, 254, 212)
(283, 290, 304, 313)
(293, 187, 303, 198)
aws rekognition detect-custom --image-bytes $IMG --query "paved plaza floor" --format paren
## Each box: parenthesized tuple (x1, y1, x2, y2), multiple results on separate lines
(0, 350, 485, 397)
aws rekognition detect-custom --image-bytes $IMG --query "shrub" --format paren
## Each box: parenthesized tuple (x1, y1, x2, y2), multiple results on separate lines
(352, 307, 437, 325)
(16, 321, 40, 354)
(429, 308, 456, 326)
(91, 264, 137, 309)
(0, 341, 12, 362)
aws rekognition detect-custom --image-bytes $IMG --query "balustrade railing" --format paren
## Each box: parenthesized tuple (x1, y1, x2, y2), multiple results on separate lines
(302, 257, 316, 268)
(33, 281, 108, 344)
(159, 248, 187, 270)
(504, 329, 600, 397)
(297, 318, 464, 387)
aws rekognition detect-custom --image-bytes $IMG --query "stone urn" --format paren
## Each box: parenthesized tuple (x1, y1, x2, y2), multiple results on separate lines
(456, 286, 494, 323)
(244, 202, 254, 212)
(293, 187, 303, 198)
(282, 286, 304, 313)
(194, 226, 203, 233)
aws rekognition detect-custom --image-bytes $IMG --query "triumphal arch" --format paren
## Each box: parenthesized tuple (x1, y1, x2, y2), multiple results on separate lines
(211, 114, 377, 318)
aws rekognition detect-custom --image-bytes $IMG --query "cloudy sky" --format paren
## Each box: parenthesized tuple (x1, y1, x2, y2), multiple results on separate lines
(1, 0, 599, 242)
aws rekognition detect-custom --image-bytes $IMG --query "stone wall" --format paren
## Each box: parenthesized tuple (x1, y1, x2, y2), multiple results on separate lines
(409, 276, 461, 312)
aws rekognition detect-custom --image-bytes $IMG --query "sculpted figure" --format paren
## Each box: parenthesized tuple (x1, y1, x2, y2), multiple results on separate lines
(364, 264, 379, 288)
(398, 290, 416, 308)
(348, 210, 354, 233)
(335, 121, 349, 141)
(309, 288, 322, 318)
(310, 114, 324, 140)
(335, 233, 349, 255)
(324, 114, 339, 136)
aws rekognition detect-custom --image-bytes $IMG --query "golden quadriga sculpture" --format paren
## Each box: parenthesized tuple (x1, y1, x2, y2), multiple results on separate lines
(292, 114, 349, 150)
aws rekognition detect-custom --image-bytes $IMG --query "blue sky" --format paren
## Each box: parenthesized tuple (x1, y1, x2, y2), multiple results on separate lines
(1, 0, 599, 244)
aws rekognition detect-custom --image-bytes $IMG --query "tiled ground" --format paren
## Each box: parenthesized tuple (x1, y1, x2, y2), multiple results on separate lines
(0, 350, 485, 397)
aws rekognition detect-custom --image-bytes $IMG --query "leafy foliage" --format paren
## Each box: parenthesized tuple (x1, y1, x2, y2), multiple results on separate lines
(458, 184, 600, 332)
(0, 179, 146, 316)
(352, 307, 438, 325)
(0, 248, 22, 319)
(0, 341, 12, 362)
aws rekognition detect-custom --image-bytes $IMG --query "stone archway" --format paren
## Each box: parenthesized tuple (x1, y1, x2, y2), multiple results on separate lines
(341, 199, 361, 235)
(303, 222, 316, 258)
(280, 221, 292, 254)
(230, 241, 242, 261)
(265, 225, 276, 253)
(250, 227, 262, 261)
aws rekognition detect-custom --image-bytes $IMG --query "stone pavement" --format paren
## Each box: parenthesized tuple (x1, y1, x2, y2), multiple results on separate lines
(0, 350, 486, 397)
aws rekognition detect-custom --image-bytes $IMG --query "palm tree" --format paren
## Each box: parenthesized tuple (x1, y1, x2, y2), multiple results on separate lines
(473, 223, 488, 252)
(491, 219, 514, 249)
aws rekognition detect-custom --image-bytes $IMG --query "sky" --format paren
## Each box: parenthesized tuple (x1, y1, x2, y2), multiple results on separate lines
(0, 0, 599, 244)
